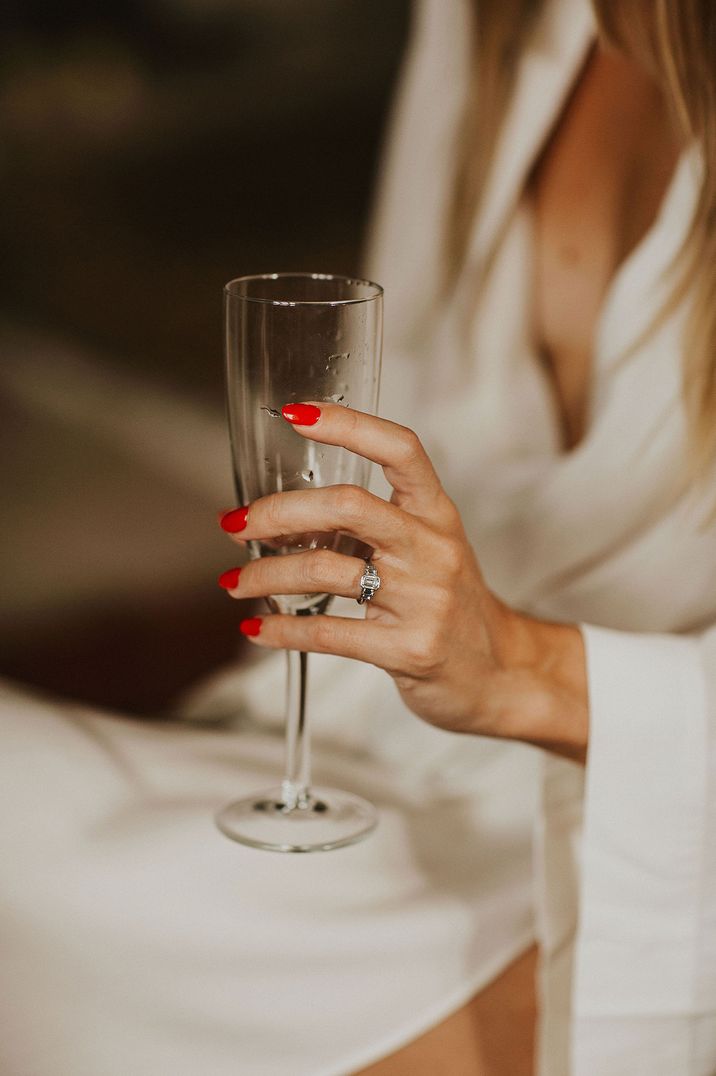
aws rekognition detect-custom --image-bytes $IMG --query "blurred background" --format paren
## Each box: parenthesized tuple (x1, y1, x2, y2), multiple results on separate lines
(0, 0, 410, 714)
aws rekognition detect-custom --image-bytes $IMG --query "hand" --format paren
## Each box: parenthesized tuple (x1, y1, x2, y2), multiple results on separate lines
(218, 403, 588, 756)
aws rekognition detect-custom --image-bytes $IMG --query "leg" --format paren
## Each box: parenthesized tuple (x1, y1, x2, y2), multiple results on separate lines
(354, 944, 538, 1076)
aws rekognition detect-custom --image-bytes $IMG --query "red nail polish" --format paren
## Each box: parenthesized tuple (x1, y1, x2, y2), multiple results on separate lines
(220, 507, 249, 533)
(282, 403, 321, 426)
(218, 567, 241, 590)
(240, 617, 262, 637)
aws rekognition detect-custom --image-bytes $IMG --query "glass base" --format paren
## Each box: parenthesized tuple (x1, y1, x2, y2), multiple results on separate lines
(215, 786, 378, 853)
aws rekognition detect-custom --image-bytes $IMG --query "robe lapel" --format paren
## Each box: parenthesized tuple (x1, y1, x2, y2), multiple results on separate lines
(465, 0, 595, 274)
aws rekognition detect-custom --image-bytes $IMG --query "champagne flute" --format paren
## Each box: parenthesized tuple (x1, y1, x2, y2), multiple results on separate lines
(216, 272, 383, 852)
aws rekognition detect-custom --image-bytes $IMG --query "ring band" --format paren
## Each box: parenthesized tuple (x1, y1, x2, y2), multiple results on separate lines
(357, 562, 381, 605)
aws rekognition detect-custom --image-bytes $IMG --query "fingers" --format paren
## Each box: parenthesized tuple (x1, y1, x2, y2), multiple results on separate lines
(219, 548, 375, 604)
(282, 402, 446, 516)
(238, 611, 397, 668)
(220, 485, 425, 553)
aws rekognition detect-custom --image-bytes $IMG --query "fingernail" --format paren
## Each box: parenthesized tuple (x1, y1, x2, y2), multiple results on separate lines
(220, 507, 249, 533)
(218, 567, 241, 590)
(240, 617, 263, 637)
(282, 403, 321, 426)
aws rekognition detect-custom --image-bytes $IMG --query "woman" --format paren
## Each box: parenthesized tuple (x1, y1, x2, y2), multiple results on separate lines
(2, 0, 714, 1073)
(218, 0, 716, 1070)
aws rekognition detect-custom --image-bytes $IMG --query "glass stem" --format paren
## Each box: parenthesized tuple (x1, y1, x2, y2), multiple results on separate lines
(281, 648, 311, 810)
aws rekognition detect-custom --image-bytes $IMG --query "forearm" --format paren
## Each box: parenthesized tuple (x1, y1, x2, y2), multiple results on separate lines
(481, 603, 589, 764)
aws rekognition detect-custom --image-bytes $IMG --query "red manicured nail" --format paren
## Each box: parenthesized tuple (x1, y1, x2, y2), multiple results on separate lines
(240, 617, 263, 637)
(282, 403, 321, 426)
(220, 507, 249, 533)
(218, 567, 241, 590)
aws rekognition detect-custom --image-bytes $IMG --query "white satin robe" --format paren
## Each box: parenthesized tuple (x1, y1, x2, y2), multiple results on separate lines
(367, 0, 716, 1072)
(1, 0, 716, 1074)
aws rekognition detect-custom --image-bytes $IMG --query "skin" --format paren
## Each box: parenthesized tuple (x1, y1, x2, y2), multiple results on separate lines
(219, 42, 683, 1076)
(529, 44, 682, 450)
(354, 946, 537, 1076)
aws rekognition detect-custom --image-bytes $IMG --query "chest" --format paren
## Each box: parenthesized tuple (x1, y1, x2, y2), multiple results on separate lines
(527, 47, 680, 449)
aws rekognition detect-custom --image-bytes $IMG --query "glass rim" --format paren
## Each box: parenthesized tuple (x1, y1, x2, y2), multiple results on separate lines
(223, 272, 383, 307)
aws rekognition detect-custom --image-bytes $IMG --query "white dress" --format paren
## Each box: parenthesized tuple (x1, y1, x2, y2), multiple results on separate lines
(1, 2, 716, 1075)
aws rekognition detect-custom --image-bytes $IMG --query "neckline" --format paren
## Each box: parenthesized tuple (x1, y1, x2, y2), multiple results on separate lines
(455, 0, 698, 461)
(522, 147, 697, 463)
(524, 40, 690, 456)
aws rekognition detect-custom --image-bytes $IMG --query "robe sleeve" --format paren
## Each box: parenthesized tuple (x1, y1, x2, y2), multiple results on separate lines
(560, 623, 716, 1075)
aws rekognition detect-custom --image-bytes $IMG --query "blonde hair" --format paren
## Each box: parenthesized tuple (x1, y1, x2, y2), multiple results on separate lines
(449, 0, 716, 475)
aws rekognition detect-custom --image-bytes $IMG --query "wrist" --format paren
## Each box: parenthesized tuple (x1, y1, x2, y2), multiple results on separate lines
(480, 599, 589, 763)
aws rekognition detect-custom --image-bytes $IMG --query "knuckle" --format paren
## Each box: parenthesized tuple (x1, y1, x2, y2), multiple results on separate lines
(440, 537, 465, 578)
(311, 617, 335, 652)
(403, 632, 441, 677)
(428, 584, 453, 620)
(344, 406, 361, 435)
(334, 484, 367, 521)
(440, 495, 462, 529)
(395, 426, 422, 466)
(303, 548, 335, 588)
(262, 492, 284, 531)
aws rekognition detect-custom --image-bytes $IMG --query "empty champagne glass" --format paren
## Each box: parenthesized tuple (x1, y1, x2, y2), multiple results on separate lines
(216, 272, 383, 852)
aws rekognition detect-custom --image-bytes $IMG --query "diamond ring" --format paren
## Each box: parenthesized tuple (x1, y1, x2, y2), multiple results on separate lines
(357, 562, 381, 605)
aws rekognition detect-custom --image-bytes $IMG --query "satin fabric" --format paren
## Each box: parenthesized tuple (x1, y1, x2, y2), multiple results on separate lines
(367, 0, 716, 1072)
